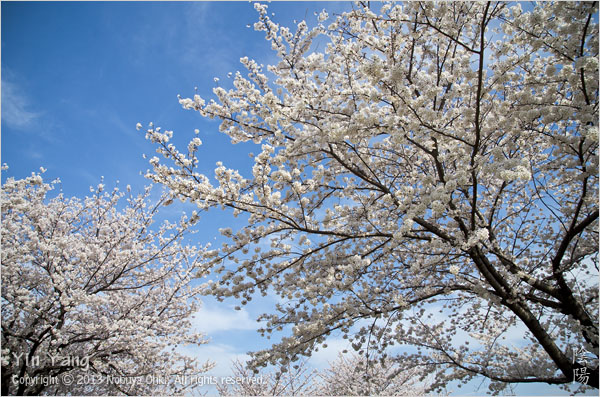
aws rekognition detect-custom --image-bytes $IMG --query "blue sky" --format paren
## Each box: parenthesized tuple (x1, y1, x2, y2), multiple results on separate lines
(1, 2, 593, 395)
(1, 0, 359, 393)
(4, 1, 282, 192)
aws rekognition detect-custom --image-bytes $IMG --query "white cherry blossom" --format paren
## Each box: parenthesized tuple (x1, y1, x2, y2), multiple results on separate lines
(145, 2, 598, 393)
(1, 169, 213, 395)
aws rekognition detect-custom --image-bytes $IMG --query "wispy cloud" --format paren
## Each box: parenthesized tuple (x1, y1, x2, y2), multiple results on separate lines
(192, 305, 259, 334)
(179, 2, 242, 76)
(308, 337, 352, 369)
(192, 343, 250, 377)
(176, 342, 250, 395)
(1, 75, 41, 130)
(183, 1, 210, 28)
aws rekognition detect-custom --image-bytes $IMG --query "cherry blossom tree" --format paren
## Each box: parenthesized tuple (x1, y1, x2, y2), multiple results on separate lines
(313, 352, 428, 396)
(216, 358, 317, 396)
(144, 1, 598, 393)
(218, 353, 427, 396)
(1, 168, 212, 395)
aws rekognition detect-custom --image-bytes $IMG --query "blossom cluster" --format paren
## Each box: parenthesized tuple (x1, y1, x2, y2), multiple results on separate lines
(1, 168, 213, 395)
(144, 1, 598, 392)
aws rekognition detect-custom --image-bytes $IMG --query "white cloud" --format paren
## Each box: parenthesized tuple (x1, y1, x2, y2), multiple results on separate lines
(184, 1, 211, 28)
(307, 337, 351, 369)
(1, 77, 40, 130)
(177, 342, 251, 395)
(192, 305, 259, 334)
(190, 343, 250, 378)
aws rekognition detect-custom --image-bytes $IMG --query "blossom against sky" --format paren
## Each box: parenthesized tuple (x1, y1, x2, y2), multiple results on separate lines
(1, 2, 595, 396)
(1, 1, 354, 392)
(2, 1, 346, 193)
